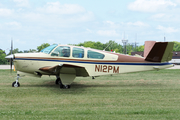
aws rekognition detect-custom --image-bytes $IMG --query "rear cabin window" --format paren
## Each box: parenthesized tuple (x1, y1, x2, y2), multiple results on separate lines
(87, 50, 105, 59)
(73, 47, 84, 58)
(51, 46, 70, 57)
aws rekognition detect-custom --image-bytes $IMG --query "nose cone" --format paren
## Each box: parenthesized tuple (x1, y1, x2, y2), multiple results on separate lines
(5, 54, 14, 59)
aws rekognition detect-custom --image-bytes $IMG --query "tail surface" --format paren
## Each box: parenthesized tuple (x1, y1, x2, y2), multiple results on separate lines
(144, 41, 174, 62)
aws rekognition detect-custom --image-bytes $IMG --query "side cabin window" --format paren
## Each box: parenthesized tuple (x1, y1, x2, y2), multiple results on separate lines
(51, 46, 70, 57)
(87, 50, 105, 59)
(73, 47, 84, 58)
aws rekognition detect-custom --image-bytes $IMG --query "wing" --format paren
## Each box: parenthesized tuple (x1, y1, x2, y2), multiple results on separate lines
(39, 64, 89, 77)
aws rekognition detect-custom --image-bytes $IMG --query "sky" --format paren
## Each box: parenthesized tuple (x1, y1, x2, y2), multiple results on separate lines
(0, 0, 180, 53)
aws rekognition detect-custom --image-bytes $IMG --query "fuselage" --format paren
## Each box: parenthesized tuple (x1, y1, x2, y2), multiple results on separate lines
(12, 44, 173, 77)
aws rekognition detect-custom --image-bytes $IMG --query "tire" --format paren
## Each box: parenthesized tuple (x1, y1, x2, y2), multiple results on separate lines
(67, 85, 70, 89)
(60, 84, 64, 89)
(12, 81, 20, 87)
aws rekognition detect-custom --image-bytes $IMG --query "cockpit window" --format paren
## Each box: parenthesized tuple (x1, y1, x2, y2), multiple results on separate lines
(51, 46, 70, 57)
(41, 44, 58, 54)
(87, 50, 105, 59)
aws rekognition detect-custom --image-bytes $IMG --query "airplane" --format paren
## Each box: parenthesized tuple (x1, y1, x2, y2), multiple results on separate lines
(5, 41, 174, 89)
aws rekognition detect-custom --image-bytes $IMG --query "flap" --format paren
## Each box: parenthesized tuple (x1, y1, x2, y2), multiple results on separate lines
(39, 64, 84, 73)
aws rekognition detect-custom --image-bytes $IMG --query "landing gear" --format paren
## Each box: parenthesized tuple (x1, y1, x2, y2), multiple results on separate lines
(12, 81, 20, 87)
(55, 77, 61, 85)
(61, 85, 70, 89)
(12, 74, 20, 87)
(59, 82, 71, 89)
(56, 76, 70, 89)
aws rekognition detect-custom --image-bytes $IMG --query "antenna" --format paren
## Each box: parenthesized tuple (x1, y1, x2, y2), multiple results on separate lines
(164, 33, 166, 42)
(103, 41, 113, 51)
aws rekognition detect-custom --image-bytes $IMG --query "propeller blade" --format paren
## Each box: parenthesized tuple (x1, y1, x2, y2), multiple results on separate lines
(10, 58, 13, 73)
(5, 38, 14, 73)
(11, 39, 13, 54)
(10, 39, 13, 72)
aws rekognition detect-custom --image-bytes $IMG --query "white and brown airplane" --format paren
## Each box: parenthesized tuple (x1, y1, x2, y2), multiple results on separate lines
(6, 41, 174, 89)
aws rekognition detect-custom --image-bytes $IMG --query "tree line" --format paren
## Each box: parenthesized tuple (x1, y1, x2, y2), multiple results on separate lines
(1, 40, 180, 65)
(0, 43, 50, 65)
(74, 40, 144, 54)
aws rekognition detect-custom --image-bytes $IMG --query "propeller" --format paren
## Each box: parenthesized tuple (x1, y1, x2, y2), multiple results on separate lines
(5, 39, 14, 72)
(10, 39, 13, 72)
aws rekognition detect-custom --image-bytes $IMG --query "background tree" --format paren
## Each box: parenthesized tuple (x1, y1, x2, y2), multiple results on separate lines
(173, 41, 180, 51)
(7, 48, 23, 55)
(37, 43, 50, 52)
(4, 41, 180, 64)
(0, 49, 7, 64)
(126, 43, 134, 55)
(136, 45, 144, 52)
(76, 40, 123, 53)
(29, 49, 37, 53)
(76, 41, 104, 50)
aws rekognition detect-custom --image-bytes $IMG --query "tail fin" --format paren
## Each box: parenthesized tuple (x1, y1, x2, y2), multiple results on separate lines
(144, 41, 174, 62)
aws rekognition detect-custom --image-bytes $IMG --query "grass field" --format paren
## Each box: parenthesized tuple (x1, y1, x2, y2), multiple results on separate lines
(0, 69, 180, 120)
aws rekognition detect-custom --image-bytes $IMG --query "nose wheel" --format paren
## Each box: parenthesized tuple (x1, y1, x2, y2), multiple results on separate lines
(12, 74, 20, 87)
(12, 81, 20, 87)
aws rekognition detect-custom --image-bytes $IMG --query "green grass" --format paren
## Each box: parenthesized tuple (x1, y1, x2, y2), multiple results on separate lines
(0, 69, 180, 119)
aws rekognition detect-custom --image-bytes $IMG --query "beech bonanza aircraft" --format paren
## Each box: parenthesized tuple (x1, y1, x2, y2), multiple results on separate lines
(6, 41, 174, 89)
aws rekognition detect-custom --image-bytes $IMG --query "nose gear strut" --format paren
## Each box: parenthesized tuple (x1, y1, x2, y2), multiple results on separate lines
(12, 74, 20, 87)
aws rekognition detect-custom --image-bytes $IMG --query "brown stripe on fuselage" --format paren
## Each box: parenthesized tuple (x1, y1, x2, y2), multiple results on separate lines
(108, 53, 147, 63)
(15, 53, 150, 63)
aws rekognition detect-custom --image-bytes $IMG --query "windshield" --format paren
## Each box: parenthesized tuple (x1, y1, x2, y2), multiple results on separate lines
(41, 44, 58, 54)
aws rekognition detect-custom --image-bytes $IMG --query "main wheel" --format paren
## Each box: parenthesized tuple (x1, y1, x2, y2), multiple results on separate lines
(60, 84, 70, 89)
(12, 81, 20, 87)
(66, 85, 70, 89)
(60, 84, 64, 89)
(64, 85, 70, 89)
